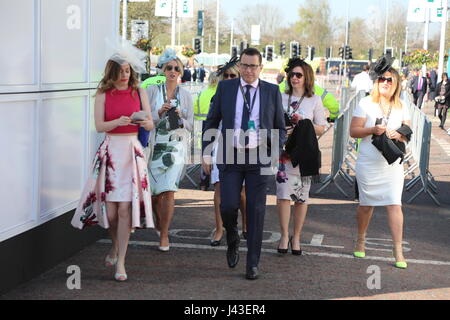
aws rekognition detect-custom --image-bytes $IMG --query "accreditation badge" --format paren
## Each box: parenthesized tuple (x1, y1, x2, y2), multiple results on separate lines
(248, 120, 256, 131)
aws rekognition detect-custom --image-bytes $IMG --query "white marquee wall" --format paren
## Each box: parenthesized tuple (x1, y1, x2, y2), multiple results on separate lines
(0, 0, 119, 242)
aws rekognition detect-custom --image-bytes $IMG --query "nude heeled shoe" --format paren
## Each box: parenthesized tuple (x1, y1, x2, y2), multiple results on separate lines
(105, 255, 118, 267)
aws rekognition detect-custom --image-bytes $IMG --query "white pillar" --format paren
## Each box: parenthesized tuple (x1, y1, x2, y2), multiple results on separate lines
(215, 0, 220, 61)
(438, 0, 448, 82)
(122, 0, 128, 40)
(345, 0, 349, 45)
(404, 26, 408, 53)
(423, 4, 430, 74)
(384, 0, 389, 53)
(171, 0, 176, 47)
(230, 19, 234, 54)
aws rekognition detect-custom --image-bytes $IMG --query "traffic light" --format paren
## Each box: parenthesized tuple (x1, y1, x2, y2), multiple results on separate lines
(280, 42, 286, 56)
(339, 47, 344, 59)
(193, 38, 201, 54)
(239, 41, 248, 55)
(385, 47, 393, 59)
(310, 47, 316, 60)
(265, 45, 274, 62)
(368, 48, 373, 61)
(344, 45, 352, 60)
(326, 47, 331, 59)
(231, 45, 238, 58)
(290, 41, 299, 58)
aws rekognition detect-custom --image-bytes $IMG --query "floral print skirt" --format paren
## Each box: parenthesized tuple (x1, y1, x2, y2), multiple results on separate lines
(276, 156, 312, 204)
(71, 135, 154, 230)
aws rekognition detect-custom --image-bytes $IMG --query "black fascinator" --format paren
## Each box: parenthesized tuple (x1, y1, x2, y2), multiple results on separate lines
(284, 57, 306, 73)
(216, 56, 239, 76)
(369, 55, 395, 81)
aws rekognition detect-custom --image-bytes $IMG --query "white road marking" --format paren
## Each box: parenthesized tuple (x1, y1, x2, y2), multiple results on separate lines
(310, 234, 324, 246)
(97, 239, 450, 266)
(432, 135, 450, 158)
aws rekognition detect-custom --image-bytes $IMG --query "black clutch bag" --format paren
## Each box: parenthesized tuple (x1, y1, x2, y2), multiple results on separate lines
(167, 107, 182, 131)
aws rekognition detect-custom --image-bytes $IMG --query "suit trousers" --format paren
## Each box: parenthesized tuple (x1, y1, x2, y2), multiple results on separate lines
(219, 161, 270, 269)
(414, 91, 425, 109)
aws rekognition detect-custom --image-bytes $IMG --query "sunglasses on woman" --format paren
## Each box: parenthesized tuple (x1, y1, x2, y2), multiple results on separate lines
(378, 76, 393, 84)
(165, 65, 181, 72)
(223, 73, 237, 79)
(289, 72, 303, 79)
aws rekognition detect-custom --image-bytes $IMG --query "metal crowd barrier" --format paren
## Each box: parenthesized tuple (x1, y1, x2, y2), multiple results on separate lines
(179, 82, 209, 188)
(315, 89, 440, 206)
(401, 92, 440, 206)
(315, 88, 363, 197)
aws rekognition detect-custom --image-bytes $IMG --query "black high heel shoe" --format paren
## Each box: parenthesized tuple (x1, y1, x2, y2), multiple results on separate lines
(290, 236, 302, 255)
(277, 236, 289, 254)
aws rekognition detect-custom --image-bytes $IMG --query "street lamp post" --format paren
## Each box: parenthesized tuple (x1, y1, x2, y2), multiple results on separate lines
(215, 0, 220, 64)
(122, 0, 128, 40)
(438, 0, 449, 82)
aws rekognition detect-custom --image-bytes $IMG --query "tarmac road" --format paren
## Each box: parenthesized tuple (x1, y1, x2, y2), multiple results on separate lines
(1, 102, 449, 301)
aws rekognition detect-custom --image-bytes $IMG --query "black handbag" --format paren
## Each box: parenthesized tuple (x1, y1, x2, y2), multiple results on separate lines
(167, 105, 183, 131)
(136, 90, 150, 148)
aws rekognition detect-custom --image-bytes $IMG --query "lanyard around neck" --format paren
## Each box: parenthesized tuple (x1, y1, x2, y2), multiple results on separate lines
(162, 84, 179, 107)
(239, 84, 259, 116)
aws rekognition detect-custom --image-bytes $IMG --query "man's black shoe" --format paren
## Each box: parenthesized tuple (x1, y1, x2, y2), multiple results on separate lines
(226, 242, 239, 268)
(246, 267, 259, 280)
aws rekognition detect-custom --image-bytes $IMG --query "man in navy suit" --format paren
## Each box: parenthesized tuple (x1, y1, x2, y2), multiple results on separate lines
(202, 48, 286, 280)
(411, 70, 428, 109)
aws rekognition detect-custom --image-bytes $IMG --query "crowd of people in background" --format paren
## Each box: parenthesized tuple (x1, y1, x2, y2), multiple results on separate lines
(71, 42, 449, 282)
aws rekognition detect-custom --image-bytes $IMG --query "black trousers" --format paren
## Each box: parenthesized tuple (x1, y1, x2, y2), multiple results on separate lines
(414, 92, 425, 109)
(438, 105, 449, 127)
(219, 163, 269, 269)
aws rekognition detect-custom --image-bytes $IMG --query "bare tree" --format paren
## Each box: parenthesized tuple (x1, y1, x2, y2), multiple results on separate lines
(235, 3, 284, 43)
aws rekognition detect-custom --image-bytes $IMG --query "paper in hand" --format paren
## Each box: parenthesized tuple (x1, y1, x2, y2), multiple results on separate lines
(131, 111, 148, 122)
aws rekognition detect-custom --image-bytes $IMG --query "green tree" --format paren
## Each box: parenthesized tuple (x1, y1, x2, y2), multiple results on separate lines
(295, 0, 332, 57)
(120, 1, 170, 45)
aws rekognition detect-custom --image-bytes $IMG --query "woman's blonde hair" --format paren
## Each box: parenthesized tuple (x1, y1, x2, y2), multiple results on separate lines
(96, 60, 139, 96)
(162, 58, 184, 76)
(371, 67, 403, 109)
(218, 65, 240, 81)
(208, 71, 220, 88)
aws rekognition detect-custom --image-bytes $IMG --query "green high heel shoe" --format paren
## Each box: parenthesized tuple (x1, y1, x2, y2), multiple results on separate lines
(393, 244, 407, 269)
(353, 234, 366, 258)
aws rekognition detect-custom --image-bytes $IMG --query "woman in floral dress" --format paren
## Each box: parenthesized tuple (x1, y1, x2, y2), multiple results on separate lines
(71, 43, 154, 282)
(146, 49, 194, 252)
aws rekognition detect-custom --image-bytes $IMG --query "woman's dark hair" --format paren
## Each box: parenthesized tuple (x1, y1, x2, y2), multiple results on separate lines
(442, 73, 448, 80)
(284, 58, 315, 97)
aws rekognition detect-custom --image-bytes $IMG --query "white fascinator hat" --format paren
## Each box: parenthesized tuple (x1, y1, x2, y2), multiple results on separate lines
(105, 38, 147, 74)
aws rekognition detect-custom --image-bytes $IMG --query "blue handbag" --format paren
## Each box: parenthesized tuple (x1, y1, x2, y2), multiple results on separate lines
(136, 89, 150, 148)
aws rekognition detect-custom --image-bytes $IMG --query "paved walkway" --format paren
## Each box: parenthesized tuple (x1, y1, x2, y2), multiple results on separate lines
(1, 102, 449, 300)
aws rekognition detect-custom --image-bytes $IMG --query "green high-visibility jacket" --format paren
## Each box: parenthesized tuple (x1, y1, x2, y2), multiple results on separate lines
(193, 85, 217, 120)
(141, 75, 166, 89)
(279, 81, 340, 120)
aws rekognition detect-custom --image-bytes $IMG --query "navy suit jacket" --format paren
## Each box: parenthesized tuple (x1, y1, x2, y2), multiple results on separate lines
(202, 78, 286, 169)
(411, 76, 428, 94)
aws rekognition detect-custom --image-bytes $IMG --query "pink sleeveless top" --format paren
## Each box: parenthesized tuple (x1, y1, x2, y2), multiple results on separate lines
(104, 87, 140, 134)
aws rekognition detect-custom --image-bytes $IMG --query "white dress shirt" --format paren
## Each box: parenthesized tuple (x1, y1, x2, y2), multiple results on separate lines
(351, 71, 373, 94)
(234, 78, 260, 148)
